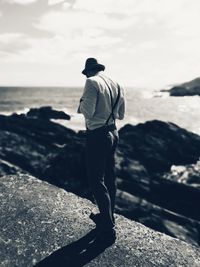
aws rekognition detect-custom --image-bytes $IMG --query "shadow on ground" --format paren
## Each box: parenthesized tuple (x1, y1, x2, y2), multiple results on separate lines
(34, 230, 114, 267)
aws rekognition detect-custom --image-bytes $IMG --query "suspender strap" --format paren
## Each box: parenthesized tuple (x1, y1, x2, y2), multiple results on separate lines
(105, 84, 120, 125)
(99, 75, 120, 125)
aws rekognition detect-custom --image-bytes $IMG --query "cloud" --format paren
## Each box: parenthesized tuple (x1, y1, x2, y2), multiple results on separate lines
(30, 6, 134, 67)
(3, 0, 39, 4)
(15, 34, 121, 64)
(0, 33, 30, 60)
(73, 0, 135, 15)
(0, 7, 123, 65)
(48, 0, 65, 6)
(1, 0, 200, 87)
(0, 33, 24, 43)
(73, 0, 188, 16)
(32, 8, 133, 62)
(72, 0, 200, 37)
(139, 41, 157, 50)
(36, 10, 138, 34)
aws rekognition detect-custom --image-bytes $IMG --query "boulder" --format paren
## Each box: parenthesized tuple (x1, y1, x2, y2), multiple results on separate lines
(169, 86, 188, 96)
(115, 189, 200, 246)
(166, 77, 200, 96)
(0, 159, 22, 176)
(26, 106, 71, 120)
(0, 112, 87, 195)
(117, 121, 200, 221)
(163, 163, 200, 188)
(118, 120, 200, 174)
(169, 86, 200, 96)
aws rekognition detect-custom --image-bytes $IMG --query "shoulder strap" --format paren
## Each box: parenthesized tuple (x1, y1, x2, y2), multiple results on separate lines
(105, 84, 120, 125)
(99, 75, 120, 125)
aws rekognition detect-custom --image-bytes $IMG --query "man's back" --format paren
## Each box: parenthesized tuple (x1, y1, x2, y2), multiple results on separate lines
(79, 73, 125, 130)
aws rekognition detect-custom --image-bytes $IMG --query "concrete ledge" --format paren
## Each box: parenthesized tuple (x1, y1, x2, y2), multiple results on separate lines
(0, 174, 200, 267)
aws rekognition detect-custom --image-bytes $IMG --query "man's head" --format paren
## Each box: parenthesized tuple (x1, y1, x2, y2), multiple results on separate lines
(82, 58, 105, 77)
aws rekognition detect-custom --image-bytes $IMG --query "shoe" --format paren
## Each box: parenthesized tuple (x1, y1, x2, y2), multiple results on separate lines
(89, 212, 115, 227)
(94, 228, 116, 246)
(89, 212, 102, 225)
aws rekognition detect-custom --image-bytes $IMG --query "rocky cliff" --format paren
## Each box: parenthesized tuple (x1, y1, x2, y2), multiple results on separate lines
(164, 77, 200, 96)
(0, 174, 199, 267)
(0, 107, 200, 247)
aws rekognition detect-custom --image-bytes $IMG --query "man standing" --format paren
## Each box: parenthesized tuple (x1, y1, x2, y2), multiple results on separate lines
(78, 58, 125, 244)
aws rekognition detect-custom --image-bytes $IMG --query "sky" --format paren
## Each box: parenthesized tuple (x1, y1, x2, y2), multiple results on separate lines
(0, 0, 200, 88)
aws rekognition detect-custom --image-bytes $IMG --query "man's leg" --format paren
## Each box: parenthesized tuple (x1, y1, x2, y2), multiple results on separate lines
(104, 130, 119, 218)
(86, 131, 114, 230)
(104, 154, 117, 217)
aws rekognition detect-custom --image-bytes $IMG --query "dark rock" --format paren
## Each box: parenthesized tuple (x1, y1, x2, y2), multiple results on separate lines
(149, 176, 200, 220)
(115, 189, 200, 246)
(0, 112, 87, 195)
(26, 106, 71, 120)
(170, 86, 200, 96)
(118, 120, 200, 174)
(189, 86, 200, 95)
(117, 121, 200, 221)
(182, 77, 200, 88)
(0, 159, 21, 176)
(163, 163, 200, 188)
(1, 109, 200, 246)
(167, 77, 200, 96)
(169, 86, 188, 96)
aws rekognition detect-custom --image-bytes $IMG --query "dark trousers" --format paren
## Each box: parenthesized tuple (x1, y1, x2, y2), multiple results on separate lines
(86, 125, 119, 229)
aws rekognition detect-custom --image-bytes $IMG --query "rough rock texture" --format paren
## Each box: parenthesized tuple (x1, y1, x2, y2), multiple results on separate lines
(0, 174, 200, 267)
(170, 86, 200, 96)
(117, 122, 200, 223)
(164, 77, 200, 96)
(118, 121, 200, 173)
(0, 112, 87, 196)
(26, 106, 71, 120)
(1, 110, 200, 246)
(163, 163, 200, 187)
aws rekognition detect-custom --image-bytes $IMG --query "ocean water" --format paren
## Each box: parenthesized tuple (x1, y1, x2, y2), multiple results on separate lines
(0, 86, 200, 135)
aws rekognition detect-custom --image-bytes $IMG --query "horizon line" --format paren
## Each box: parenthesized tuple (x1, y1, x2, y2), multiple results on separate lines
(0, 84, 166, 90)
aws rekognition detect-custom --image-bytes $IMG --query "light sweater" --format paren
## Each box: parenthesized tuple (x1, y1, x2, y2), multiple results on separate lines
(77, 73, 125, 130)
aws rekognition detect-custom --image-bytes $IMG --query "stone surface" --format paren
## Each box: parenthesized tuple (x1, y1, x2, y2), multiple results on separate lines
(0, 174, 200, 267)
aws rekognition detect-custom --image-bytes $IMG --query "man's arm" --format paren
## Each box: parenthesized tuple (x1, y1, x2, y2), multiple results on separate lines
(118, 100, 125, 120)
(118, 87, 125, 120)
(77, 79, 97, 119)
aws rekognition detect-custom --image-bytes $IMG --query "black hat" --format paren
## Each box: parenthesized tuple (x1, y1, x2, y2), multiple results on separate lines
(82, 58, 105, 75)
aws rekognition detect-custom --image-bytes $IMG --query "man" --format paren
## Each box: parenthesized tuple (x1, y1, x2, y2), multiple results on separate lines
(78, 58, 125, 244)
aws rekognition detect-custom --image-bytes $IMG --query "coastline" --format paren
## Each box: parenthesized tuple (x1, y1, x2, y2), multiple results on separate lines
(1, 84, 200, 135)
(0, 107, 200, 248)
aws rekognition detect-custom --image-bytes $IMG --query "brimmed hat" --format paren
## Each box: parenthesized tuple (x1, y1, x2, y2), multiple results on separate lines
(82, 58, 105, 75)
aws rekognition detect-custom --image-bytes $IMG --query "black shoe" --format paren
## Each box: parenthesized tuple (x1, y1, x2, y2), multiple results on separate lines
(89, 213, 102, 225)
(89, 213, 115, 227)
(94, 228, 116, 246)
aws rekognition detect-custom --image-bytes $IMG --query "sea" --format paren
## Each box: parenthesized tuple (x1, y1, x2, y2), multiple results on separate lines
(0, 86, 200, 135)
